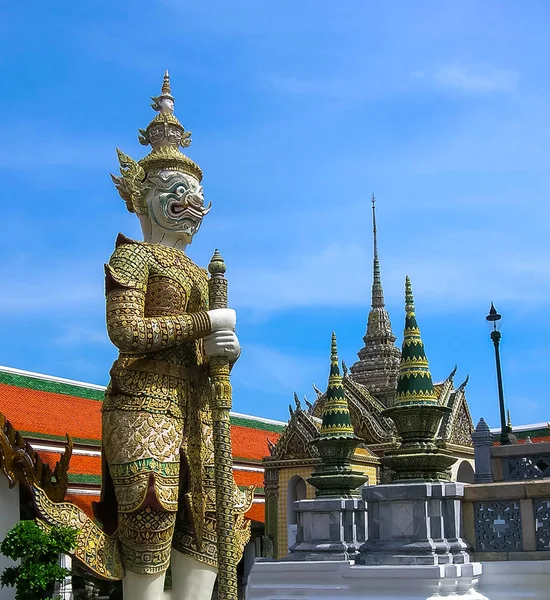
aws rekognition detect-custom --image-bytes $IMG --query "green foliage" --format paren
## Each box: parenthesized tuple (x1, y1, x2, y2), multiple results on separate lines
(0, 520, 78, 600)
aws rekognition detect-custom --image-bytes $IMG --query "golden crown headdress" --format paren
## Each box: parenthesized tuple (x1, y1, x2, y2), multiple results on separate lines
(111, 71, 203, 215)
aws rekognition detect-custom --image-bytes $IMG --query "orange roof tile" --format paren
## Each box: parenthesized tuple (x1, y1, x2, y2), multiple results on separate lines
(38, 452, 102, 477)
(231, 425, 279, 462)
(66, 493, 99, 520)
(0, 375, 283, 458)
(233, 470, 264, 489)
(0, 383, 102, 442)
(245, 503, 265, 523)
(494, 437, 550, 446)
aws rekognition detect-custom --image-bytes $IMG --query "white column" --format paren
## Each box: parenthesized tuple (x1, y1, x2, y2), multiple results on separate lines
(0, 478, 20, 600)
(57, 554, 73, 600)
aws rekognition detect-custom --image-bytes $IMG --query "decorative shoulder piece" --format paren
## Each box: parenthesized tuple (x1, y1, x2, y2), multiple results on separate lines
(115, 232, 138, 248)
(104, 263, 147, 294)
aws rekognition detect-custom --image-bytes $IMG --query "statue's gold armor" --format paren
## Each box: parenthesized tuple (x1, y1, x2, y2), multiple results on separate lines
(96, 234, 250, 574)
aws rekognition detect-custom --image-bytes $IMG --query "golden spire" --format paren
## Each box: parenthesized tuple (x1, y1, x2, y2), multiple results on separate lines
(350, 193, 400, 403)
(162, 70, 171, 95)
(137, 71, 200, 180)
(395, 276, 438, 405)
(371, 193, 384, 309)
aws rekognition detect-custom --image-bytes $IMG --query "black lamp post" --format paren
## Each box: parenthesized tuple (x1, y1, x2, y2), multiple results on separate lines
(486, 303, 515, 445)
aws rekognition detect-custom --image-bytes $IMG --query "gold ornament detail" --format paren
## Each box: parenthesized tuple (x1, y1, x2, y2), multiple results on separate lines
(0, 412, 72, 503)
(34, 485, 124, 580)
(110, 150, 147, 215)
(138, 144, 202, 181)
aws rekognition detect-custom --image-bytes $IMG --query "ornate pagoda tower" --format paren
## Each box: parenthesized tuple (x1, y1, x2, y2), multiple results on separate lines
(308, 333, 368, 497)
(382, 276, 456, 482)
(350, 195, 401, 406)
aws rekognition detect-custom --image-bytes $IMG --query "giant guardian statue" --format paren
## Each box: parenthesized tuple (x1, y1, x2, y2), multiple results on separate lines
(33, 72, 253, 600)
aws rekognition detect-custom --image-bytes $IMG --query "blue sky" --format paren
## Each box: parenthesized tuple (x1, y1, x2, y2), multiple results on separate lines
(1, 1, 550, 428)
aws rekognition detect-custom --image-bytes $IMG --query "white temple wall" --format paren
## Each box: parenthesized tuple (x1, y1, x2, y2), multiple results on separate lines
(451, 457, 475, 483)
(0, 478, 19, 600)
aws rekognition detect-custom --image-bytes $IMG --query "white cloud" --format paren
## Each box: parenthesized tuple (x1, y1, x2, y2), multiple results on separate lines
(230, 229, 550, 315)
(234, 342, 322, 398)
(263, 74, 369, 102)
(412, 64, 518, 94)
(0, 258, 102, 314)
(231, 243, 369, 313)
(0, 120, 115, 170)
(55, 325, 109, 346)
(435, 64, 518, 93)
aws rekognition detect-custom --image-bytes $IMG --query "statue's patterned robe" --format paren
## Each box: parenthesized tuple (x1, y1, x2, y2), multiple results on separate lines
(94, 234, 251, 575)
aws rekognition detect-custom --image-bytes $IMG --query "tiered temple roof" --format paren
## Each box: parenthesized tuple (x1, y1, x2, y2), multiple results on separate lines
(264, 390, 379, 471)
(271, 196, 475, 465)
(0, 365, 285, 523)
(308, 362, 473, 455)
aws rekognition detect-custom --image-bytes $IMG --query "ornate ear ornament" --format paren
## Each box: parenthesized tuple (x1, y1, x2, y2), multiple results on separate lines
(111, 71, 203, 214)
(110, 149, 147, 215)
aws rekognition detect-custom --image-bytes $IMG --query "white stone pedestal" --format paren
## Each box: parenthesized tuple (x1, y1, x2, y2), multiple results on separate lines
(478, 561, 550, 599)
(286, 498, 367, 562)
(246, 560, 488, 599)
(358, 482, 469, 566)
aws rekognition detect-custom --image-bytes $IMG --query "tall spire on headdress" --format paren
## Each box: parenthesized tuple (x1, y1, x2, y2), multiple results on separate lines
(350, 194, 400, 404)
(138, 71, 202, 180)
(395, 276, 437, 405)
(162, 70, 171, 95)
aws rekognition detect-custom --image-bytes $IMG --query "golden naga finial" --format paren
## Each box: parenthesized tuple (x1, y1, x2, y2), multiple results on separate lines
(162, 70, 171, 95)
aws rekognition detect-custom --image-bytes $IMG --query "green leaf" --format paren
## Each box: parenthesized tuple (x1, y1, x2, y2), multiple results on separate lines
(1, 565, 20, 588)
(1, 520, 79, 600)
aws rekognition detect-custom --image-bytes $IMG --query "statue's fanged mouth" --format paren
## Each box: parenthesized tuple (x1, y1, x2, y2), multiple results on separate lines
(167, 201, 187, 218)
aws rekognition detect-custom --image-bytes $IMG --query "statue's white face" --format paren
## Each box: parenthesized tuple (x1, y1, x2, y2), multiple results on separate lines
(159, 97, 174, 113)
(145, 170, 209, 245)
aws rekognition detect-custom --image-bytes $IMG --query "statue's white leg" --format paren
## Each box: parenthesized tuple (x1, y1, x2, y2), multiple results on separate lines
(170, 549, 217, 600)
(123, 570, 166, 600)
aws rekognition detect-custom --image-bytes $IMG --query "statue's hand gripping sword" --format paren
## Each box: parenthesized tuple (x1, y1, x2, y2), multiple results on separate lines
(208, 250, 238, 600)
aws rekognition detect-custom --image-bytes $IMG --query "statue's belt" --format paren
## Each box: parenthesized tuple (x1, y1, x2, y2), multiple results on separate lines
(116, 356, 203, 383)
